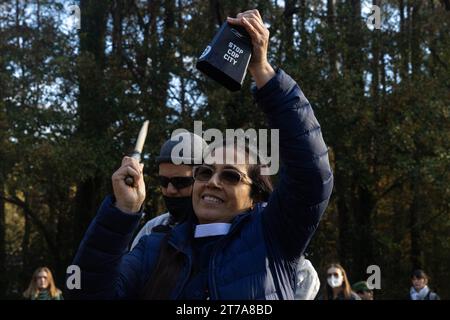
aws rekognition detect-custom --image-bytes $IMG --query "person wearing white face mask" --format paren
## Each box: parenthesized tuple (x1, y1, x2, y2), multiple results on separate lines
(321, 263, 360, 300)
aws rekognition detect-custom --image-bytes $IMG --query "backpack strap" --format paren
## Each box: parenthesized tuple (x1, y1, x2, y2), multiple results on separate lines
(424, 291, 432, 300)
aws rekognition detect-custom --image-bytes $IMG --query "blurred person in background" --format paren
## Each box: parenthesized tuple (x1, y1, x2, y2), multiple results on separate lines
(352, 281, 374, 300)
(408, 269, 440, 300)
(321, 263, 360, 300)
(23, 267, 63, 300)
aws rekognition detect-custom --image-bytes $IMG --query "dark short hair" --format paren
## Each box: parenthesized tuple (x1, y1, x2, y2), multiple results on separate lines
(411, 269, 428, 279)
(204, 138, 273, 203)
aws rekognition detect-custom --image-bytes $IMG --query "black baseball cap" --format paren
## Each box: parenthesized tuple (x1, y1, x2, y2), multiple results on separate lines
(156, 132, 207, 165)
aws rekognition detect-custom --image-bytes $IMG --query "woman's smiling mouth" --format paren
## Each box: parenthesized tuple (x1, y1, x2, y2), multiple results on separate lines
(201, 194, 224, 204)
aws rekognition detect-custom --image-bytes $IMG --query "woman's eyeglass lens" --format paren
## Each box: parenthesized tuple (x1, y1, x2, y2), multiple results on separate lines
(193, 166, 249, 185)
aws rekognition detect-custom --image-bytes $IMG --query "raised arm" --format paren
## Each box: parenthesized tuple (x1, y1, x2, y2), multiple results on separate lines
(67, 157, 152, 299)
(257, 69, 333, 260)
(229, 10, 333, 260)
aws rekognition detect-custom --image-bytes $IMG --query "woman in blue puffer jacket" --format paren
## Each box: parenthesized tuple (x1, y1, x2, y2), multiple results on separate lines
(68, 9, 333, 300)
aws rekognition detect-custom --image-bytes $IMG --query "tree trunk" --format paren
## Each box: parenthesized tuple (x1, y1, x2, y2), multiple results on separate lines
(410, 0, 422, 79)
(77, 0, 109, 135)
(409, 173, 423, 269)
(363, 0, 382, 277)
(399, 0, 410, 80)
(0, 24, 9, 297)
(112, 0, 123, 58)
(347, 0, 364, 95)
(326, 0, 354, 267)
(73, 177, 104, 249)
(370, 1, 380, 103)
(21, 209, 31, 290)
(283, 0, 297, 62)
(327, 0, 338, 79)
(298, 0, 307, 60)
(354, 185, 375, 278)
(209, 0, 224, 27)
(73, 0, 110, 247)
(335, 171, 353, 268)
(409, 0, 424, 270)
(0, 183, 6, 297)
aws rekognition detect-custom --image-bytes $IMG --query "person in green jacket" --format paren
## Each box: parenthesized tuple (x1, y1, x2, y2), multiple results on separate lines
(23, 267, 63, 300)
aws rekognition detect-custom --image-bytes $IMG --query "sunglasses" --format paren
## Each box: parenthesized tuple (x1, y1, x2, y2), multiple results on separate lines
(159, 176, 195, 190)
(193, 165, 251, 185)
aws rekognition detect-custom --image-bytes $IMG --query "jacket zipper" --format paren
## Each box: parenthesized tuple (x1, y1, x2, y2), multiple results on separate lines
(169, 240, 192, 300)
(209, 214, 250, 300)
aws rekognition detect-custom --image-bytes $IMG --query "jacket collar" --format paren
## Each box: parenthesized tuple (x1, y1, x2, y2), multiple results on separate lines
(167, 203, 266, 254)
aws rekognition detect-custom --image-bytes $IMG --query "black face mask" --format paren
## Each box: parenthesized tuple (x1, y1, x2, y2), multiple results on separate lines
(163, 196, 193, 225)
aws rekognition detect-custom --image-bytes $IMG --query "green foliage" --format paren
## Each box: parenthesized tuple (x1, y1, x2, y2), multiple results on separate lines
(0, 0, 448, 299)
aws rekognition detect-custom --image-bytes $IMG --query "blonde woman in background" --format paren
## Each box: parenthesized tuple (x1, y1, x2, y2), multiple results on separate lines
(23, 267, 63, 300)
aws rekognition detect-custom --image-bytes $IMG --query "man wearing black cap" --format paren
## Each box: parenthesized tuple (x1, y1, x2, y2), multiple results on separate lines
(130, 132, 207, 250)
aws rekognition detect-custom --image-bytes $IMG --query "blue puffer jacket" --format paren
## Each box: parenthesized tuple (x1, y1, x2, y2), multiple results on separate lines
(69, 69, 333, 300)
